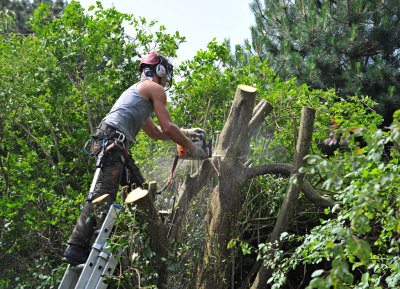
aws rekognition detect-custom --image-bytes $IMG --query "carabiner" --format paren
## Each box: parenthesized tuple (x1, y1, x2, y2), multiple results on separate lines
(115, 130, 126, 143)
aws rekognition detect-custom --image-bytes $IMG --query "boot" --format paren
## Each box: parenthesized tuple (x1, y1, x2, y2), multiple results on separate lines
(62, 244, 90, 266)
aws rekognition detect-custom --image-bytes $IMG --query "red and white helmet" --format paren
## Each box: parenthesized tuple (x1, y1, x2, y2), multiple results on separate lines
(139, 52, 174, 90)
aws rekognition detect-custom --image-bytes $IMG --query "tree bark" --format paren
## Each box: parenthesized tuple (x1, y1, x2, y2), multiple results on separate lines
(198, 85, 271, 289)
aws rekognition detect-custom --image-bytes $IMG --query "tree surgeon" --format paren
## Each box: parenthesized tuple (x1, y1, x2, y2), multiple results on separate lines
(63, 52, 205, 265)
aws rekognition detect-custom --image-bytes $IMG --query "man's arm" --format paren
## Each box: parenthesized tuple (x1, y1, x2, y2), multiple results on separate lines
(141, 117, 170, 141)
(139, 81, 194, 150)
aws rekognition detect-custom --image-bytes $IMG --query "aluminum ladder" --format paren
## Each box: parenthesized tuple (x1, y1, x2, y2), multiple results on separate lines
(58, 204, 121, 289)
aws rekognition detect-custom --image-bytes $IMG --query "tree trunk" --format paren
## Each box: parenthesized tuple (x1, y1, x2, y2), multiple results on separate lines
(133, 84, 332, 289)
(250, 107, 316, 289)
(198, 85, 268, 288)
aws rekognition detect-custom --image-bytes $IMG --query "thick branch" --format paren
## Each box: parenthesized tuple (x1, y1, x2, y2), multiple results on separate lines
(217, 85, 257, 157)
(293, 107, 316, 169)
(245, 163, 292, 179)
(245, 163, 335, 208)
(298, 178, 336, 208)
(271, 107, 316, 237)
(248, 100, 273, 137)
(251, 98, 265, 116)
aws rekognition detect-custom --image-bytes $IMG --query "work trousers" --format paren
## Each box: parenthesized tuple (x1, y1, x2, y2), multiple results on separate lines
(68, 124, 126, 248)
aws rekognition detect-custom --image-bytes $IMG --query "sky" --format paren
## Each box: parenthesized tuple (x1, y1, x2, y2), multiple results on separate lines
(76, 0, 255, 65)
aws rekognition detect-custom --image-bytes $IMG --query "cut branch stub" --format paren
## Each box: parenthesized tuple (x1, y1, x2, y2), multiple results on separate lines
(294, 107, 316, 170)
(216, 84, 258, 157)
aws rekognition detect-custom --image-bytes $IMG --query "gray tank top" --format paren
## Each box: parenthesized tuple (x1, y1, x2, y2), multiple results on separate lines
(102, 83, 154, 143)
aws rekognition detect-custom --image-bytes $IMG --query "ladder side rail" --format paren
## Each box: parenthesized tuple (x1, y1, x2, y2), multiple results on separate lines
(58, 265, 82, 289)
(95, 246, 123, 289)
(85, 249, 111, 289)
(74, 204, 120, 289)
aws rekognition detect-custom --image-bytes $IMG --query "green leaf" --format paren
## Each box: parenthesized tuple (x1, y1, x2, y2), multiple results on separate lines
(351, 214, 371, 234)
(227, 239, 237, 249)
(356, 239, 372, 264)
(311, 269, 324, 278)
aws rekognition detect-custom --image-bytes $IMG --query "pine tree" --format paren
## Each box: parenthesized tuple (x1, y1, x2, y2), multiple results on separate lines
(247, 0, 400, 126)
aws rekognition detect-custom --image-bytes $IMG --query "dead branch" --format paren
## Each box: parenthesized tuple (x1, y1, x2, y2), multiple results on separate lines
(250, 107, 316, 289)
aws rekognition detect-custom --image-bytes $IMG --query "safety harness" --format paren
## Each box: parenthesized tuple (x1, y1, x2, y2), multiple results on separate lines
(84, 129, 146, 201)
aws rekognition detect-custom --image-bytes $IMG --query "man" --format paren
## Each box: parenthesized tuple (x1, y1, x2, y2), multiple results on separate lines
(63, 52, 205, 265)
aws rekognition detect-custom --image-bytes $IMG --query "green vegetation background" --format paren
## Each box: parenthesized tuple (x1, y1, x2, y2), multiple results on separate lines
(1, 1, 400, 288)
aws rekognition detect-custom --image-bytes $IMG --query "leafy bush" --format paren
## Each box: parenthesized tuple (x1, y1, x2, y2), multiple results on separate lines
(0, 1, 184, 287)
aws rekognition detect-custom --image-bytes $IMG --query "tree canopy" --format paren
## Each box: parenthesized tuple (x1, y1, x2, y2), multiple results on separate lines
(247, 0, 400, 126)
(0, 0, 65, 33)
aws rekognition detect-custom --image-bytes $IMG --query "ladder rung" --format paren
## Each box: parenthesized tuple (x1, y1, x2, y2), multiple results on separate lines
(70, 264, 85, 271)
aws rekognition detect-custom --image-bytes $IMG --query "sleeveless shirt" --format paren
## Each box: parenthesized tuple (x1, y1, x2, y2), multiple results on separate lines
(102, 83, 154, 143)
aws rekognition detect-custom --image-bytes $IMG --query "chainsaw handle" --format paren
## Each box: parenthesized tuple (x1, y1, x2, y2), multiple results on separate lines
(178, 145, 189, 158)
(178, 132, 212, 159)
(197, 132, 206, 149)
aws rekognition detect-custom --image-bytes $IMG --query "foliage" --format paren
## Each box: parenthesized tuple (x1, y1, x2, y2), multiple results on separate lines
(0, 1, 184, 287)
(0, 0, 65, 34)
(106, 206, 162, 288)
(246, 0, 400, 126)
(227, 4, 400, 285)
(251, 111, 400, 289)
(1, 0, 399, 288)
(171, 41, 385, 288)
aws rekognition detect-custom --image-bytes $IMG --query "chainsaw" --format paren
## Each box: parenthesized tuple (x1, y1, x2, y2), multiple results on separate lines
(158, 132, 213, 194)
(178, 132, 212, 160)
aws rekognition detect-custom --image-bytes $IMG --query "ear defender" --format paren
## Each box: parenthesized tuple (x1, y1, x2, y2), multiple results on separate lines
(143, 67, 153, 77)
(155, 64, 167, 78)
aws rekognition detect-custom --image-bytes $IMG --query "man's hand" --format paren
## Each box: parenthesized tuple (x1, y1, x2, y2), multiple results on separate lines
(188, 143, 207, 159)
(182, 128, 205, 139)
